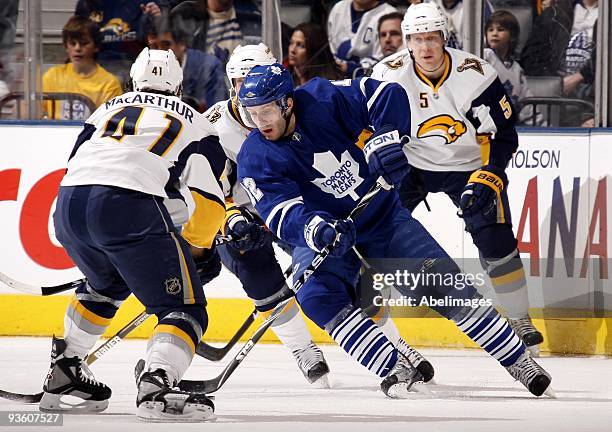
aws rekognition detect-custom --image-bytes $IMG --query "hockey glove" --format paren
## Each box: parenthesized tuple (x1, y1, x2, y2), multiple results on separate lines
(305, 214, 356, 257)
(363, 126, 410, 189)
(458, 164, 508, 220)
(224, 206, 272, 252)
(193, 246, 221, 286)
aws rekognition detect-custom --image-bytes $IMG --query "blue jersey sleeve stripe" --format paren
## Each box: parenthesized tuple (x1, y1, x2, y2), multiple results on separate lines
(366, 81, 392, 111)
(265, 196, 304, 232)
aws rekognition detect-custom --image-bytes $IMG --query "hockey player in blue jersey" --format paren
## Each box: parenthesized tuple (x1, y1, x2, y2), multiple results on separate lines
(236, 63, 553, 398)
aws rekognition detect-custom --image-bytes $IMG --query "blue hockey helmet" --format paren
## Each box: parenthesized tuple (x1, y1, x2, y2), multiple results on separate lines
(238, 63, 294, 108)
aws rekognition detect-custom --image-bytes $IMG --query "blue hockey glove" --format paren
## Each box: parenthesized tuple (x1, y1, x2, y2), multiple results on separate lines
(193, 246, 221, 286)
(224, 206, 272, 252)
(458, 164, 508, 220)
(363, 126, 410, 189)
(305, 215, 356, 257)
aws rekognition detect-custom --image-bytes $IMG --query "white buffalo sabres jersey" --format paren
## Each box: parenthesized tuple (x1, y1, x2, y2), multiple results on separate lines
(203, 98, 253, 207)
(371, 47, 518, 171)
(61, 91, 217, 197)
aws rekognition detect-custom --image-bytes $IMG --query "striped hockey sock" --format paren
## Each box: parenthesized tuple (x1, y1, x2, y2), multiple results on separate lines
(329, 308, 397, 377)
(454, 305, 525, 367)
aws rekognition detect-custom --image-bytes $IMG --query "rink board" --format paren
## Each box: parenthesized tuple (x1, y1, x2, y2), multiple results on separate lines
(0, 124, 611, 354)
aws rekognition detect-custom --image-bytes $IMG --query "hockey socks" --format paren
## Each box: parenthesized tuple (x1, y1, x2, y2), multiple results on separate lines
(329, 307, 397, 378)
(453, 304, 525, 367)
(269, 299, 312, 351)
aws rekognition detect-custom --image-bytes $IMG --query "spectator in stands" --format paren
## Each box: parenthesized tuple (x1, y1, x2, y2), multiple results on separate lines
(484, 10, 541, 125)
(0, 0, 17, 99)
(378, 12, 404, 58)
(431, 0, 494, 49)
(327, 0, 397, 77)
(75, 0, 162, 82)
(169, 0, 272, 65)
(519, 0, 573, 76)
(144, 14, 227, 111)
(285, 23, 344, 86)
(43, 16, 122, 120)
(560, 0, 597, 91)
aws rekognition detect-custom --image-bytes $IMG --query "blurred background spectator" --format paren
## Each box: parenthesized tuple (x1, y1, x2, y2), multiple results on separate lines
(42, 15, 122, 120)
(327, 0, 397, 77)
(144, 13, 227, 111)
(168, 0, 289, 65)
(0, 0, 17, 99)
(559, 0, 597, 90)
(285, 22, 343, 86)
(484, 10, 541, 125)
(431, 0, 494, 49)
(377, 11, 404, 58)
(75, 0, 162, 82)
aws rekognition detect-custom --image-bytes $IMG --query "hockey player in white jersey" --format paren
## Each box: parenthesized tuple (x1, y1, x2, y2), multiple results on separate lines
(371, 3, 544, 355)
(45, 48, 223, 422)
(202, 43, 434, 384)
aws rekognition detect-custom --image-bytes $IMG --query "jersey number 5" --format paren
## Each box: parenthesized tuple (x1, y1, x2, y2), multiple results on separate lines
(101, 106, 183, 156)
(499, 95, 512, 120)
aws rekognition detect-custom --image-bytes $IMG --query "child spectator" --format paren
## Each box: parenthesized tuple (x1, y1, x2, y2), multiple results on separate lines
(144, 14, 227, 111)
(43, 16, 122, 120)
(484, 10, 541, 125)
(285, 22, 344, 86)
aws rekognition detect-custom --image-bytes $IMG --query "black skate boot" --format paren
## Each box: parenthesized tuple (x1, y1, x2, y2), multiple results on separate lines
(292, 342, 330, 388)
(39, 337, 111, 413)
(380, 353, 425, 399)
(396, 338, 435, 383)
(508, 316, 544, 357)
(136, 362, 215, 422)
(505, 351, 554, 397)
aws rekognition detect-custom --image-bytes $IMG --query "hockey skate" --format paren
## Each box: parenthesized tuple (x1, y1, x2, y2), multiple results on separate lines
(396, 338, 435, 383)
(508, 316, 544, 357)
(506, 351, 554, 397)
(136, 365, 215, 422)
(39, 337, 111, 413)
(292, 342, 330, 388)
(380, 353, 425, 399)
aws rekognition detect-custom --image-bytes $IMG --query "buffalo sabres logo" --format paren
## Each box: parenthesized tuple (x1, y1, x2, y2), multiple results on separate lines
(101, 18, 130, 36)
(205, 106, 221, 123)
(164, 277, 182, 295)
(417, 115, 467, 144)
(457, 58, 484, 75)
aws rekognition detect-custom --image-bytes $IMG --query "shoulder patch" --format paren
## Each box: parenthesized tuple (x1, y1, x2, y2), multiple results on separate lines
(384, 57, 404, 70)
(457, 58, 484, 75)
(205, 105, 222, 123)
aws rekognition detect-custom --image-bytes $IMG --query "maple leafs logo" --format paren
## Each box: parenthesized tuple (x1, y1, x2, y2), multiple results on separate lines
(312, 151, 363, 200)
(271, 66, 282, 75)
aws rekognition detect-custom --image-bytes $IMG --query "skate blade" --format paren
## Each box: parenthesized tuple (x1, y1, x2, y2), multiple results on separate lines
(543, 386, 557, 399)
(310, 374, 331, 389)
(137, 401, 215, 423)
(39, 392, 109, 413)
(527, 345, 541, 357)
(384, 381, 430, 399)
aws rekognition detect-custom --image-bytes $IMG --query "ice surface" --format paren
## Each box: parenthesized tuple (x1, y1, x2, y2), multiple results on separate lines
(1, 337, 611, 432)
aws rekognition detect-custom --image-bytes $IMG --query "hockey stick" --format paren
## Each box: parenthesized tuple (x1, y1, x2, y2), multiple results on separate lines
(177, 180, 385, 394)
(0, 235, 234, 296)
(196, 264, 294, 361)
(0, 310, 152, 403)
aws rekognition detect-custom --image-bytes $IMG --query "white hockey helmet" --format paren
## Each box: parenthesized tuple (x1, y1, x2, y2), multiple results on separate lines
(225, 43, 277, 82)
(401, 3, 448, 41)
(130, 47, 183, 95)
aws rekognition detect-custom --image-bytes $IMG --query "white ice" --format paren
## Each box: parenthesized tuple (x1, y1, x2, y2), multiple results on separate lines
(1, 337, 611, 432)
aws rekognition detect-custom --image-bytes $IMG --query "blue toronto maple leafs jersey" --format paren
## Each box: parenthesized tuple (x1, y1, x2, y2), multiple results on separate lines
(237, 77, 412, 249)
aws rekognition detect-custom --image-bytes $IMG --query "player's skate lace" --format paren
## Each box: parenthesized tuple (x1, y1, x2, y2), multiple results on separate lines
(380, 353, 424, 398)
(505, 351, 551, 396)
(78, 363, 106, 388)
(292, 342, 330, 384)
(508, 316, 544, 347)
(396, 339, 434, 382)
